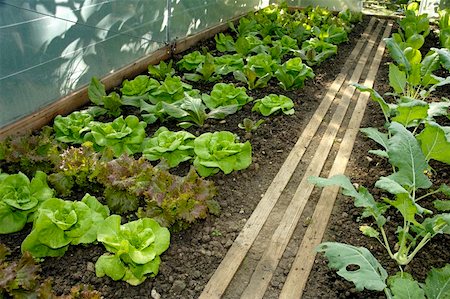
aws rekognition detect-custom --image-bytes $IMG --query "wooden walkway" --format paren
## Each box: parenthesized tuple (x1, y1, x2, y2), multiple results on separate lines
(199, 17, 393, 299)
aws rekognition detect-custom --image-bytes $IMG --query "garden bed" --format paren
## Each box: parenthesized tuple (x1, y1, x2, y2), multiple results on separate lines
(1, 5, 449, 299)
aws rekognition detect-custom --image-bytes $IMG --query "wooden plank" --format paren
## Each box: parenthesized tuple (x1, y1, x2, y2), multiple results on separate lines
(198, 17, 378, 299)
(240, 20, 386, 299)
(279, 21, 393, 299)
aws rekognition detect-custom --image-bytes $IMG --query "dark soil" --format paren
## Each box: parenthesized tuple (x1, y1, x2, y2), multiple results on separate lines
(1, 15, 449, 299)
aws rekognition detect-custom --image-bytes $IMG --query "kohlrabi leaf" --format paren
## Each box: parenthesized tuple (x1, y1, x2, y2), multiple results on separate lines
(384, 37, 411, 71)
(360, 127, 389, 151)
(389, 64, 407, 94)
(317, 242, 388, 291)
(375, 177, 408, 194)
(386, 122, 431, 190)
(309, 175, 387, 226)
(391, 100, 429, 127)
(434, 200, 450, 212)
(431, 47, 450, 71)
(384, 193, 418, 224)
(388, 272, 425, 299)
(416, 122, 450, 164)
(353, 84, 391, 122)
(423, 264, 450, 299)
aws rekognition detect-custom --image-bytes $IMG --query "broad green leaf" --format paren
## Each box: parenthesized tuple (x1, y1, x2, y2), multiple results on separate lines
(434, 200, 450, 211)
(432, 47, 450, 71)
(392, 100, 429, 127)
(388, 272, 425, 299)
(317, 242, 388, 291)
(416, 122, 450, 164)
(427, 101, 450, 120)
(384, 37, 411, 70)
(421, 52, 440, 80)
(404, 47, 422, 65)
(386, 122, 431, 190)
(389, 64, 407, 94)
(309, 175, 387, 226)
(375, 177, 408, 194)
(423, 264, 450, 299)
(353, 84, 391, 122)
(88, 77, 106, 105)
(360, 127, 389, 151)
(384, 193, 418, 224)
(359, 225, 379, 238)
(95, 254, 126, 281)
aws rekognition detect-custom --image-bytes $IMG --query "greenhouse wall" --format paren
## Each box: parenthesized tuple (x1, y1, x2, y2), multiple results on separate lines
(0, 0, 359, 129)
(287, 0, 363, 11)
(0, 0, 273, 128)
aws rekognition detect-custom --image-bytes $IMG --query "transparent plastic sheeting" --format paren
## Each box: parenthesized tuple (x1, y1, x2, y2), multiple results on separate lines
(0, 0, 353, 128)
(287, 0, 362, 11)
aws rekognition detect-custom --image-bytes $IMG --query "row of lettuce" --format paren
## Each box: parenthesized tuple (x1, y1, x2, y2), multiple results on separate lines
(0, 4, 362, 294)
(312, 8, 450, 298)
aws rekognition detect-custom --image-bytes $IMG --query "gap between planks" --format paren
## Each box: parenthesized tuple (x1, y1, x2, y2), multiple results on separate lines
(199, 17, 379, 299)
(239, 19, 386, 299)
(279, 20, 393, 299)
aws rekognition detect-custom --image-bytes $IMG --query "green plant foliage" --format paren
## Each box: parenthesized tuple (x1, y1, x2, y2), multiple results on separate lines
(142, 127, 195, 167)
(0, 127, 62, 174)
(48, 145, 100, 196)
(215, 33, 235, 52)
(313, 24, 348, 44)
(238, 118, 265, 133)
(149, 76, 193, 104)
(84, 115, 147, 157)
(148, 60, 175, 80)
(88, 77, 123, 117)
(97, 156, 218, 229)
(398, 10, 430, 40)
(176, 51, 205, 71)
(184, 53, 220, 83)
(53, 111, 93, 144)
(0, 171, 54, 234)
(120, 75, 160, 96)
(439, 9, 450, 48)
(246, 53, 278, 77)
(317, 242, 388, 291)
(229, 16, 261, 36)
(193, 131, 252, 177)
(233, 67, 272, 90)
(275, 57, 315, 90)
(214, 54, 245, 75)
(252, 94, 295, 116)
(95, 215, 170, 285)
(21, 194, 110, 258)
(202, 83, 253, 110)
(300, 38, 337, 66)
(235, 35, 268, 56)
(0, 243, 102, 298)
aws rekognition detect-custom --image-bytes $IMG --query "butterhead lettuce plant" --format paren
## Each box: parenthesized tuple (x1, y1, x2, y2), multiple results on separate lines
(193, 131, 252, 177)
(84, 115, 147, 157)
(53, 111, 93, 144)
(142, 127, 195, 168)
(95, 215, 170, 285)
(0, 171, 54, 234)
(252, 94, 295, 116)
(21, 194, 110, 258)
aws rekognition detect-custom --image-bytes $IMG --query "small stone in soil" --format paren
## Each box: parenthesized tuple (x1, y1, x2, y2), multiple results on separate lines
(171, 280, 187, 293)
(151, 289, 161, 299)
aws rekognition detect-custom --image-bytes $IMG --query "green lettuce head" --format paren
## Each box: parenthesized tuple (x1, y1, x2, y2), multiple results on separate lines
(21, 194, 110, 257)
(193, 131, 252, 177)
(142, 127, 195, 168)
(0, 171, 54, 234)
(95, 215, 170, 285)
(85, 115, 147, 157)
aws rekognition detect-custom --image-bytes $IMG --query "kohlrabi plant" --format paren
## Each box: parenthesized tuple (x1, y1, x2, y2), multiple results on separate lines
(0, 171, 54, 234)
(310, 122, 450, 269)
(88, 77, 123, 117)
(84, 115, 147, 157)
(142, 127, 195, 168)
(252, 94, 295, 116)
(21, 194, 110, 258)
(275, 57, 315, 90)
(95, 215, 170, 285)
(193, 131, 252, 177)
(53, 111, 93, 144)
(202, 83, 253, 110)
(147, 60, 175, 80)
